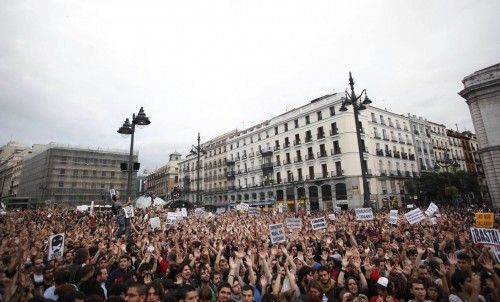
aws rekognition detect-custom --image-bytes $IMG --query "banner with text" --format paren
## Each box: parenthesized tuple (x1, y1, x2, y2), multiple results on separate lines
(216, 208, 226, 214)
(269, 223, 286, 244)
(405, 208, 425, 225)
(389, 210, 398, 225)
(248, 207, 261, 216)
(425, 202, 439, 217)
(150, 217, 161, 230)
(355, 208, 374, 221)
(285, 218, 302, 229)
(470, 228, 500, 247)
(475, 212, 494, 228)
(311, 217, 327, 230)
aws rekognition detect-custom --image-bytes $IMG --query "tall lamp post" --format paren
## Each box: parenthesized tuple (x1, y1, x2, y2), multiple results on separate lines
(190, 133, 206, 205)
(117, 107, 151, 203)
(339, 72, 372, 207)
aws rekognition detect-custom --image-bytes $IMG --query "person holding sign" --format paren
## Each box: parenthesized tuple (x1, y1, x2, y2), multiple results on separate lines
(111, 194, 133, 239)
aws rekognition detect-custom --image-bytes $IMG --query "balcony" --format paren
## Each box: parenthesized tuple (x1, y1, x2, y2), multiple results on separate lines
(391, 138, 398, 142)
(226, 172, 235, 179)
(317, 133, 325, 139)
(331, 148, 342, 155)
(380, 170, 387, 176)
(399, 138, 405, 144)
(330, 128, 339, 136)
(389, 123, 394, 128)
(365, 169, 372, 176)
(248, 152, 255, 158)
(396, 125, 401, 130)
(374, 134, 381, 139)
(402, 152, 408, 159)
(305, 154, 315, 161)
(283, 159, 292, 165)
(306, 174, 315, 180)
(261, 162, 273, 169)
(376, 149, 384, 156)
(331, 170, 344, 177)
(293, 156, 303, 163)
(406, 141, 413, 145)
(293, 140, 301, 146)
(371, 119, 378, 123)
(283, 142, 291, 149)
(235, 156, 241, 161)
(381, 121, 386, 125)
(414, 130, 420, 135)
(260, 148, 273, 156)
(405, 171, 411, 177)
(317, 151, 328, 158)
(274, 146, 280, 151)
(383, 136, 390, 141)
(385, 150, 393, 157)
(409, 154, 415, 160)
(393, 151, 401, 158)
(305, 136, 313, 143)
(397, 170, 402, 176)
(242, 154, 247, 160)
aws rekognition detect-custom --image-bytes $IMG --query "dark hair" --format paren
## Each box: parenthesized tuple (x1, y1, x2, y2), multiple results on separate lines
(298, 266, 313, 283)
(218, 282, 232, 293)
(241, 284, 253, 294)
(451, 270, 471, 292)
(409, 278, 424, 288)
(146, 281, 165, 301)
(177, 284, 197, 300)
(261, 293, 279, 302)
(457, 253, 472, 262)
(108, 283, 126, 297)
(54, 269, 71, 286)
(106, 297, 125, 302)
(317, 266, 329, 274)
(74, 248, 90, 264)
(85, 294, 105, 302)
(199, 285, 213, 300)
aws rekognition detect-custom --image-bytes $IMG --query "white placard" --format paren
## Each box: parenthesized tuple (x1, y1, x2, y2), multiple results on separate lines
(310, 217, 327, 230)
(90, 201, 95, 215)
(48, 233, 65, 261)
(124, 206, 134, 218)
(240, 203, 250, 211)
(166, 212, 181, 225)
(334, 206, 341, 213)
(109, 189, 116, 199)
(150, 217, 161, 230)
(235, 204, 241, 211)
(180, 208, 187, 217)
(405, 208, 425, 225)
(425, 202, 439, 217)
(328, 214, 336, 221)
(216, 208, 226, 214)
(430, 217, 437, 225)
(248, 207, 261, 216)
(355, 208, 374, 221)
(388, 210, 398, 225)
(277, 204, 283, 213)
(194, 208, 206, 216)
(470, 228, 500, 247)
(407, 204, 415, 209)
(285, 218, 303, 229)
(269, 223, 286, 244)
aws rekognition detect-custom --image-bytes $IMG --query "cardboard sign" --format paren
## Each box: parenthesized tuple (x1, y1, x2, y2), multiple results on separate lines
(48, 233, 65, 260)
(405, 208, 425, 225)
(269, 223, 286, 244)
(355, 208, 374, 221)
(425, 202, 438, 217)
(150, 217, 161, 230)
(310, 217, 327, 230)
(475, 212, 494, 228)
(389, 210, 398, 225)
(216, 208, 226, 214)
(240, 203, 250, 211)
(470, 228, 500, 247)
(328, 214, 336, 221)
(248, 207, 261, 216)
(285, 218, 302, 229)
(124, 206, 134, 218)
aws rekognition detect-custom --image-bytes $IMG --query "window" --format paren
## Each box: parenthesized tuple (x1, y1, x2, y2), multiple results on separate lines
(294, 119, 299, 128)
(58, 182, 64, 188)
(322, 164, 328, 177)
(60, 169, 65, 175)
(73, 170, 78, 176)
(317, 111, 322, 121)
(309, 166, 315, 179)
(330, 106, 335, 116)
(274, 127, 278, 135)
(102, 171, 106, 177)
(371, 113, 376, 122)
(284, 123, 288, 132)
(305, 115, 310, 125)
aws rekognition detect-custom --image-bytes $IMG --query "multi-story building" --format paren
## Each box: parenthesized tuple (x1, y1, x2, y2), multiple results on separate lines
(0, 141, 29, 200)
(179, 152, 202, 204)
(446, 130, 467, 171)
(367, 107, 418, 207)
(18, 143, 136, 205)
(407, 114, 434, 172)
(144, 152, 181, 199)
(429, 122, 451, 166)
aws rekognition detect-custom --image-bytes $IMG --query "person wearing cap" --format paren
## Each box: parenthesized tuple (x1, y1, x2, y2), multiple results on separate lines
(369, 277, 395, 302)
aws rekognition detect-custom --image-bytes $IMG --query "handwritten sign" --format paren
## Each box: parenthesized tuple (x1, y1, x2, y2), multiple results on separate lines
(389, 210, 398, 225)
(405, 208, 425, 225)
(285, 218, 302, 229)
(328, 214, 336, 221)
(124, 206, 134, 218)
(355, 208, 374, 221)
(269, 223, 286, 244)
(311, 217, 327, 230)
(470, 228, 500, 247)
(166, 212, 181, 225)
(475, 212, 494, 228)
(248, 207, 261, 216)
(425, 202, 438, 217)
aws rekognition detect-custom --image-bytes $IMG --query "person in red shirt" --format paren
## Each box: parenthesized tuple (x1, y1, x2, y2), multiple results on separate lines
(370, 277, 396, 302)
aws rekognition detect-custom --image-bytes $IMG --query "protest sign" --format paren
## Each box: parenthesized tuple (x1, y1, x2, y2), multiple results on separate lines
(248, 207, 261, 216)
(405, 208, 425, 225)
(311, 217, 327, 230)
(180, 208, 187, 217)
(124, 206, 134, 218)
(285, 218, 302, 229)
(240, 203, 250, 211)
(334, 206, 341, 213)
(493, 246, 500, 263)
(475, 212, 494, 228)
(355, 208, 374, 221)
(389, 210, 398, 225)
(150, 217, 161, 230)
(166, 212, 181, 225)
(235, 204, 241, 211)
(425, 202, 439, 217)
(431, 217, 437, 225)
(48, 233, 65, 260)
(328, 214, 336, 221)
(90, 201, 95, 215)
(216, 208, 226, 214)
(277, 204, 283, 213)
(470, 228, 500, 247)
(269, 223, 285, 244)
(194, 208, 207, 217)
(109, 189, 116, 199)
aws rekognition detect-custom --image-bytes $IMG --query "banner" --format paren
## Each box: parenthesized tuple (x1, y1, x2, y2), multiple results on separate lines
(425, 202, 438, 217)
(405, 208, 425, 225)
(470, 228, 500, 247)
(269, 223, 286, 244)
(240, 203, 250, 211)
(475, 212, 494, 228)
(285, 218, 302, 229)
(355, 208, 374, 221)
(494, 246, 500, 263)
(216, 208, 226, 214)
(150, 217, 161, 230)
(311, 217, 327, 230)
(248, 207, 261, 216)
(48, 233, 65, 260)
(166, 212, 181, 225)
(389, 210, 398, 225)
(124, 206, 134, 218)
(328, 214, 336, 221)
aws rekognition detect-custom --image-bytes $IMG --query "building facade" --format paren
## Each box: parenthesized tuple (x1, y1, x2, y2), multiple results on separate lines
(17, 143, 136, 205)
(407, 115, 434, 172)
(144, 152, 181, 199)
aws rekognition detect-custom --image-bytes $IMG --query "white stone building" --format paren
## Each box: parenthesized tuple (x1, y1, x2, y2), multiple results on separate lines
(407, 115, 434, 172)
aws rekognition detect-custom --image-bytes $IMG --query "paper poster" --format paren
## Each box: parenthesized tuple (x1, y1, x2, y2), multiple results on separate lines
(124, 206, 134, 218)
(269, 223, 285, 244)
(240, 203, 250, 211)
(90, 201, 95, 215)
(166, 212, 181, 225)
(48, 233, 65, 260)
(389, 210, 398, 225)
(334, 206, 341, 213)
(285, 218, 302, 229)
(180, 208, 187, 217)
(310, 217, 327, 230)
(328, 214, 336, 221)
(425, 202, 439, 217)
(150, 217, 161, 230)
(355, 208, 374, 221)
(405, 208, 425, 225)
(475, 212, 494, 228)
(216, 208, 226, 214)
(470, 228, 500, 247)
(248, 207, 261, 216)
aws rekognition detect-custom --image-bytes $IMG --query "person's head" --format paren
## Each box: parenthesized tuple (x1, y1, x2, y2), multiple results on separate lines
(81, 264, 95, 279)
(231, 279, 242, 296)
(180, 263, 193, 281)
(199, 285, 213, 302)
(317, 266, 330, 284)
(217, 282, 232, 302)
(64, 251, 74, 263)
(457, 253, 472, 272)
(451, 270, 473, 293)
(307, 280, 323, 299)
(119, 255, 131, 270)
(33, 257, 45, 273)
(409, 279, 426, 302)
(200, 267, 211, 283)
(73, 248, 90, 265)
(146, 281, 165, 302)
(426, 284, 442, 302)
(376, 277, 392, 297)
(108, 283, 127, 299)
(346, 277, 360, 294)
(125, 283, 147, 302)
(241, 285, 253, 302)
(211, 271, 222, 286)
(298, 266, 314, 286)
(417, 265, 430, 281)
(43, 266, 54, 282)
(54, 269, 70, 286)
(96, 267, 108, 283)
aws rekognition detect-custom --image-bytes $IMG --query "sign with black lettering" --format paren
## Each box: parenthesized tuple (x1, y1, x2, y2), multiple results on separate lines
(248, 207, 261, 216)
(425, 202, 438, 217)
(285, 218, 302, 229)
(470, 227, 500, 247)
(240, 203, 250, 211)
(355, 208, 374, 221)
(166, 212, 181, 225)
(328, 214, 336, 221)
(48, 233, 65, 260)
(310, 217, 327, 230)
(216, 208, 226, 214)
(389, 210, 398, 225)
(405, 208, 425, 225)
(269, 223, 286, 244)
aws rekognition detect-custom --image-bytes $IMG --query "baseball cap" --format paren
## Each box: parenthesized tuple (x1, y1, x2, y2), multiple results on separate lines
(377, 277, 389, 288)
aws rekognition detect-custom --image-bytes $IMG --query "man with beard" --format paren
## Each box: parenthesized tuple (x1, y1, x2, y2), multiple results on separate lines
(317, 266, 336, 301)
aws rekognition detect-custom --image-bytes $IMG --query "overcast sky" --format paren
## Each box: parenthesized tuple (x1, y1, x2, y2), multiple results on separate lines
(1, 0, 499, 172)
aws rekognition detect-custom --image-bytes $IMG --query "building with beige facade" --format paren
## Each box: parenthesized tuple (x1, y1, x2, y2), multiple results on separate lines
(144, 152, 181, 199)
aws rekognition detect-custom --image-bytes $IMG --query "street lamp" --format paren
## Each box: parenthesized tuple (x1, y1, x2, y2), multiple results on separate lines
(117, 107, 151, 204)
(190, 133, 207, 205)
(339, 72, 372, 207)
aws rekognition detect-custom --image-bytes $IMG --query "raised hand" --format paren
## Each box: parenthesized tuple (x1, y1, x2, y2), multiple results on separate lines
(448, 252, 457, 266)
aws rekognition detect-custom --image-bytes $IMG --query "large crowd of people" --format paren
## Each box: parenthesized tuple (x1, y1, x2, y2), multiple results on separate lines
(0, 202, 499, 302)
